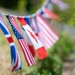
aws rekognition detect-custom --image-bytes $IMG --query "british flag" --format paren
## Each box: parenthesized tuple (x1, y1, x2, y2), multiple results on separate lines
(0, 14, 22, 72)
(6, 16, 36, 66)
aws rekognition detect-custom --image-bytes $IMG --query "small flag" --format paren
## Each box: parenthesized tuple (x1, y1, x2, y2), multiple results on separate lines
(36, 7, 59, 19)
(32, 14, 59, 49)
(0, 14, 22, 72)
(42, 8, 59, 20)
(6, 16, 36, 66)
(17, 17, 48, 60)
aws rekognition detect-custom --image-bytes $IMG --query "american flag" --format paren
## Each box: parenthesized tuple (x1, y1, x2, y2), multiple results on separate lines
(0, 14, 22, 72)
(6, 16, 36, 66)
(30, 14, 59, 50)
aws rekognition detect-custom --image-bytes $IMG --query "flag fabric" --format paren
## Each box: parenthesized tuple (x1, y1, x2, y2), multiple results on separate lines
(42, 8, 59, 20)
(6, 16, 36, 66)
(31, 14, 59, 49)
(36, 8, 59, 20)
(24, 17, 31, 26)
(30, 16, 39, 37)
(0, 14, 22, 72)
(24, 17, 36, 57)
(17, 17, 48, 60)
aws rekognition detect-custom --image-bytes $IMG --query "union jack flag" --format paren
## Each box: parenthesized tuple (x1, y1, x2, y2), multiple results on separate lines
(6, 16, 36, 66)
(0, 14, 22, 72)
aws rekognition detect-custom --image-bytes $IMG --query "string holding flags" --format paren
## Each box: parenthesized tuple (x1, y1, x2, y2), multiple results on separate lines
(0, 0, 68, 72)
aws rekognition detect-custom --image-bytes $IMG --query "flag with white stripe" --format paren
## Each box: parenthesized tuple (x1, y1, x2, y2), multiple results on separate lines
(17, 17, 48, 60)
(24, 17, 36, 57)
(0, 14, 22, 72)
(31, 14, 59, 49)
(6, 16, 36, 66)
(42, 8, 59, 20)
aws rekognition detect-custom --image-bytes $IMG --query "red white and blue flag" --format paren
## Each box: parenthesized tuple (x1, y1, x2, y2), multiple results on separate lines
(42, 8, 59, 20)
(17, 17, 48, 60)
(6, 16, 36, 66)
(0, 14, 22, 72)
(36, 7, 59, 20)
(30, 14, 59, 50)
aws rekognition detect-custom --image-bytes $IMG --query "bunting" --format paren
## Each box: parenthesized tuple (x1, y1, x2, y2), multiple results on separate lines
(6, 16, 36, 66)
(42, 8, 59, 20)
(0, 0, 68, 72)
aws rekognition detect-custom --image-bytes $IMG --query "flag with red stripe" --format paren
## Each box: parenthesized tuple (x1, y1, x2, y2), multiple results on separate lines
(17, 17, 48, 60)
(31, 14, 59, 49)
(51, 0, 68, 11)
(42, 8, 59, 20)
(6, 15, 36, 66)
(0, 14, 22, 72)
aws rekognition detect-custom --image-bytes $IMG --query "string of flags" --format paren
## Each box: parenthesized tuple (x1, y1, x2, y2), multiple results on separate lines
(0, 0, 68, 72)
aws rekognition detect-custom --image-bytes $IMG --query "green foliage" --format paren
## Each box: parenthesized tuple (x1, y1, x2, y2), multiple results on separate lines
(38, 55, 62, 75)
(0, 0, 44, 13)
(0, 0, 19, 10)
(25, 0, 44, 14)
(26, 33, 75, 75)
(26, 69, 52, 75)
(17, 0, 27, 12)
(50, 32, 75, 61)
(54, 0, 75, 26)
(26, 54, 62, 75)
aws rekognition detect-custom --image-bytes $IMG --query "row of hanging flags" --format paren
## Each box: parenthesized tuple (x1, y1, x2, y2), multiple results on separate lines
(0, 0, 68, 72)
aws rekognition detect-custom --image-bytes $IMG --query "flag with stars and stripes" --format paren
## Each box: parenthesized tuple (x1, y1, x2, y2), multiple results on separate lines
(6, 15, 36, 66)
(0, 14, 22, 72)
